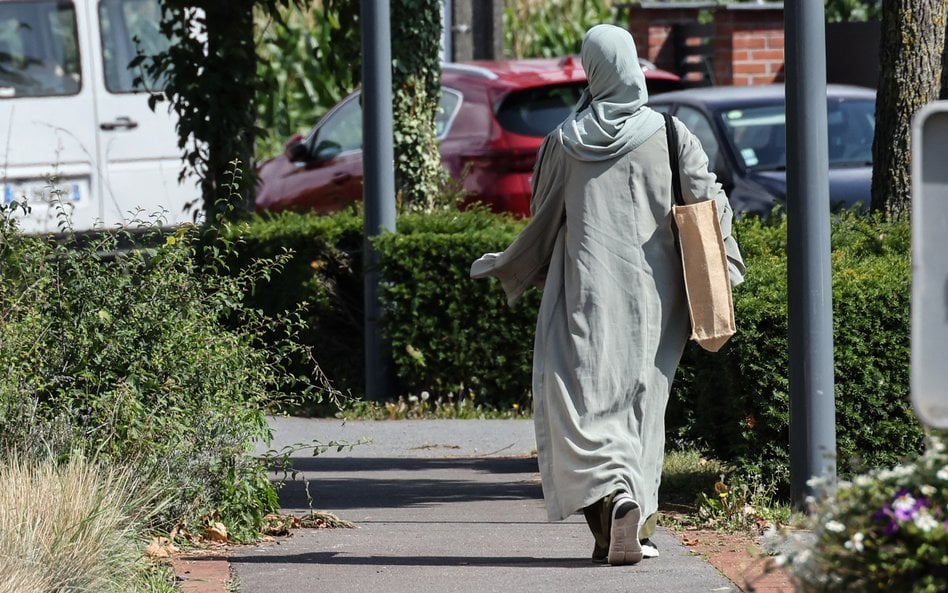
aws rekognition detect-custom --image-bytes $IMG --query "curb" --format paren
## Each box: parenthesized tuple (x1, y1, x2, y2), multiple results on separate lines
(170, 555, 232, 593)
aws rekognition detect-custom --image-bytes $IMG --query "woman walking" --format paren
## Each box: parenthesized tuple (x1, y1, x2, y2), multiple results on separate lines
(470, 24, 744, 565)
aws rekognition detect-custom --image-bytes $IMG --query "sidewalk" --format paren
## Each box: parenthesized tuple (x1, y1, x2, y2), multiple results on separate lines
(215, 418, 761, 593)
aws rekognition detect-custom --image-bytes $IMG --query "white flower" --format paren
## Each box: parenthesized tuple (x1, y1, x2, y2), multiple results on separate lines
(793, 549, 812, 566)
(825, 520, 846, 533)
(854, 475, 874, 487)
(772, 554, 788, 567)
(920, 484, 936, 497)
(844, 532, 865, 553)
(913, 508, 938, 532)
(892, 492, 918, 514)
(894, 464, 916, 477)
(937, 465, 948, 481)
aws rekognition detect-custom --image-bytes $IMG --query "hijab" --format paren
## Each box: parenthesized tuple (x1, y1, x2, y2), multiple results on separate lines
(557, 24, 665, 162)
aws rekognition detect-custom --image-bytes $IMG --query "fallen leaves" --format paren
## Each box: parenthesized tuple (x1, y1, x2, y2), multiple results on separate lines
(145, 536, 179, 558)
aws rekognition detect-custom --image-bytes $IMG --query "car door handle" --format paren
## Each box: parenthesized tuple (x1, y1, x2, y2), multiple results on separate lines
(100, 116, 139, 131)
(332, 172, 352, 184)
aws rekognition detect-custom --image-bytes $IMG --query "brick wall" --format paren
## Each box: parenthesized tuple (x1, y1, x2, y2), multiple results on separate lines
(625, 3, 786, 86)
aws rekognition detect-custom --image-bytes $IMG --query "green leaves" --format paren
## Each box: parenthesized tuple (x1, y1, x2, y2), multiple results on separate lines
(0, 205, 326, 541)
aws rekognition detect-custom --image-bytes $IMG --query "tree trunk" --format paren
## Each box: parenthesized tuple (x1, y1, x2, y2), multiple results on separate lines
(202, 0, 257, 222)
(871, 0, 946, 217)
(942, 20, 948, 100)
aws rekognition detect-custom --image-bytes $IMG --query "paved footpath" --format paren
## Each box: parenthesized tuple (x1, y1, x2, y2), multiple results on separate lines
(230, 418, 741, 593)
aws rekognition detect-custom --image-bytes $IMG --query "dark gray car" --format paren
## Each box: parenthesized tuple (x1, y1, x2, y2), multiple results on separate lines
(649, 84, 876, 217)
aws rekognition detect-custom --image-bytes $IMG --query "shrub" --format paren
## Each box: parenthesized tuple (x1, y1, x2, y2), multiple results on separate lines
(670, 212, 917, 481)
(0, 205, 322, 541)
(772, 434, 948, 593)
(224, 209, 366, 402)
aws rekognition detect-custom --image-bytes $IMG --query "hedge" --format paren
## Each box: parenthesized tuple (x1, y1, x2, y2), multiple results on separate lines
(227, 209, 921, 478)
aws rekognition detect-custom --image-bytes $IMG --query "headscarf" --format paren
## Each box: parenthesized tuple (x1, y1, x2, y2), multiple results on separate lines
(557, 24, 665, 162)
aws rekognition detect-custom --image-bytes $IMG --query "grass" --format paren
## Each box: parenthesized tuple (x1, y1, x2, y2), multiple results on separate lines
(0, 454, 175, 593)
(660, 448, 800, 534)
(337, 392, 528, 420)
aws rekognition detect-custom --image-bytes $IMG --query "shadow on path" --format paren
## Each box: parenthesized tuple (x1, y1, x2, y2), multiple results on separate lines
(230, 552, 590, 569)
(272, 456, 543, 511)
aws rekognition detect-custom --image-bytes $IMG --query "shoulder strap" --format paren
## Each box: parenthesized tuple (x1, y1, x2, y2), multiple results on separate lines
(662, 112, 684, 207)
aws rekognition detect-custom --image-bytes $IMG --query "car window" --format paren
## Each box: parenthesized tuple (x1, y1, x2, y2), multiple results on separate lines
(495, 82, 585, 137)
(436, 88, 461, 139)
(314, 95, 363, 155)
(827, 98, 874, 165)
(0, 1, 81, 98)
(311, 88, 463, 158)
(719, 105, 786, 171)
(675, 106, 721, 170)
(99, 0, 169, 93)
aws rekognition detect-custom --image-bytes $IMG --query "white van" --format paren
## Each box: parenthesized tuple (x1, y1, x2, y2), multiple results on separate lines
(0, 0, 195, 234)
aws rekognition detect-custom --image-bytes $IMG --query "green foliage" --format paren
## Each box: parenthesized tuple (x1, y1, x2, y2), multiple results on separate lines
(229, 208, 919, 493)
(254, 4, 357, 159)
(825, 0, 882, 22)
(389, 0, 446, 211)
(0, 203, 323, 542)
(374, 210, 537, 406)
(341, 391, 528, 420)
(671, 212, 917, 482)
(223, 209, 366, 403)
(504, 0, 619, 58)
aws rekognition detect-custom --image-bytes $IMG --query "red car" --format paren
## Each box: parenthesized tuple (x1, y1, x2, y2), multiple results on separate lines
(255, 57, 682, 217)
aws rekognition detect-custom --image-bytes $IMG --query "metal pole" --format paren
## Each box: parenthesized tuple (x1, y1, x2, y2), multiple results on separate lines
(784, 0, 837, 508)
(361, 0, 396, 402)
(442, 0, 453, 62)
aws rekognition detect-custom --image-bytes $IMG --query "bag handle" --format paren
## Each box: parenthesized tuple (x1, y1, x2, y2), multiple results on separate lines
(662, 112, 684, 207)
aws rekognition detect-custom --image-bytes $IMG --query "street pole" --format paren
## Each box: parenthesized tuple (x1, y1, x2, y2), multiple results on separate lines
(361, 0, 396, 401)
(784, 0, 837, 507)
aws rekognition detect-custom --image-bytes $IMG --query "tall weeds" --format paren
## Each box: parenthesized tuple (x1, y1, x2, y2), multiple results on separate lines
(0, 455, 164, 593)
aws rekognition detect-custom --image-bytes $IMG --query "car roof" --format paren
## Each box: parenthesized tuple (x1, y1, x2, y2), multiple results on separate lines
(443, 58, 587, 88)
(648, 83, 876, 108)
(442, 56, 681, 88)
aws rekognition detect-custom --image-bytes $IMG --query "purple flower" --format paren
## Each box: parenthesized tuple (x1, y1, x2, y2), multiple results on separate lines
(873, 508, 900, 536)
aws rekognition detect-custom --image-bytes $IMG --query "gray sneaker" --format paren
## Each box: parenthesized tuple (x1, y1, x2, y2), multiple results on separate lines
(607, 493, 643, 565)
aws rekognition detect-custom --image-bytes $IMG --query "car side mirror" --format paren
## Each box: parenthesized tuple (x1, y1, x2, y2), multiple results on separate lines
(313, 140, 342, 163)
(285, 135, 309, 162)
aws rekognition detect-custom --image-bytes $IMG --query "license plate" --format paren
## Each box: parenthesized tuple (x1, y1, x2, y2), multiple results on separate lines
(3, 178, 89, 208)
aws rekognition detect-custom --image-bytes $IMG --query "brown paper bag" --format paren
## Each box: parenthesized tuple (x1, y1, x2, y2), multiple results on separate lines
(672, 199, 735, 352)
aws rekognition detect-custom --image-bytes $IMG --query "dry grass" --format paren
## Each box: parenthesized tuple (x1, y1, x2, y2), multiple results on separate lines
(0, 455, 164, 593)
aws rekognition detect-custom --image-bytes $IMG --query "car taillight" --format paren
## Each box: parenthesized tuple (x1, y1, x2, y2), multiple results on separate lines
(464, 149, 537, 173)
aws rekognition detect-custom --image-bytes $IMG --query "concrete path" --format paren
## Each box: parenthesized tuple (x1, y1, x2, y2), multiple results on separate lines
(231, 418, 740, 593)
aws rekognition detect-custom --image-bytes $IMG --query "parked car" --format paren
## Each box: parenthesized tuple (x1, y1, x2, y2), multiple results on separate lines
(255, 57, 683, 217)
(648, 84, 876, 217)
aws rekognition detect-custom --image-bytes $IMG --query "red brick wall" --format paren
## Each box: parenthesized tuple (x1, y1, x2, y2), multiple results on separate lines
(626, 4, 786, 86)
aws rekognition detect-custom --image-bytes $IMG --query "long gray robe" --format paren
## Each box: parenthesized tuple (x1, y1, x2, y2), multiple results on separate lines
(471, 116, 744, 523)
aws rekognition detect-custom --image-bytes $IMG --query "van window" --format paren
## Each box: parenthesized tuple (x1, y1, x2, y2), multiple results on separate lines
(0, 1, 81, 98)
(99, 0, 168, 93)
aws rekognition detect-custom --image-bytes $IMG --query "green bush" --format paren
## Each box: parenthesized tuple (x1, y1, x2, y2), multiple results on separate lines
(504, 0, 618, 59)
(224, 209, 366, 402)
(0, 207, 321, 541)
(670, 213, 916, 482)
(229, 209, 920, 483)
